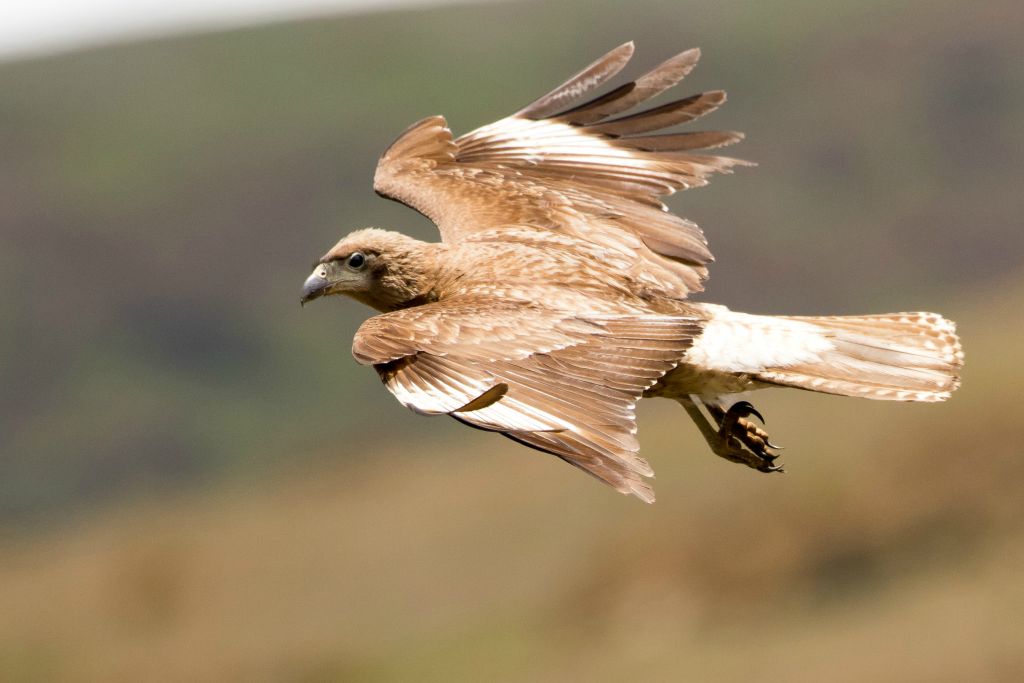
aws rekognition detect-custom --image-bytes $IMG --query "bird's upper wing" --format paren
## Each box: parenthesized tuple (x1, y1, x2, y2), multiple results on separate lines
(373, 42, 750, 299)
(352, 298, 701, 502)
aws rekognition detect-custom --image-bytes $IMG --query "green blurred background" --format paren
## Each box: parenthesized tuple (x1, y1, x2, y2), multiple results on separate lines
(2, 0, 1023, 680)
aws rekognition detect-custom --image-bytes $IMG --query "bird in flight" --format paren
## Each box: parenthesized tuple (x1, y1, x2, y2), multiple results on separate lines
(301, 43, 963, 502)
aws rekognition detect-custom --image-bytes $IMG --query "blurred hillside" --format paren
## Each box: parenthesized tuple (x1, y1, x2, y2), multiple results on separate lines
(1, 0, 1021, 521)
(0, 0, 1023, 679)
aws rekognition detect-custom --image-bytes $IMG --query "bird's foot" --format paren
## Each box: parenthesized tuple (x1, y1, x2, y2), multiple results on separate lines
(708, 401, 785, 473)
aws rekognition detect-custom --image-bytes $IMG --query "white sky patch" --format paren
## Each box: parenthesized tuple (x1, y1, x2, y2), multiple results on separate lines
(1, 0, 499, 62)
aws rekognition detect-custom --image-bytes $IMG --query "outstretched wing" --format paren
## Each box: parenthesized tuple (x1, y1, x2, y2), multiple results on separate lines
(373, 42, 751, 299)
(352, 299, 701, 502)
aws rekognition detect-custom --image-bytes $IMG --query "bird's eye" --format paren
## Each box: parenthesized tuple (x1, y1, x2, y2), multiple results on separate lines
(346, 252, 366, 270)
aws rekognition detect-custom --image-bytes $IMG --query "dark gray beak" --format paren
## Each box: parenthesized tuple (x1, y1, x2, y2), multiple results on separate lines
(300, 269, 329, 306)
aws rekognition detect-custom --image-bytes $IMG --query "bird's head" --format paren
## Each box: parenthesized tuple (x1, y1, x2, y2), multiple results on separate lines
(301, 228, 438, 312)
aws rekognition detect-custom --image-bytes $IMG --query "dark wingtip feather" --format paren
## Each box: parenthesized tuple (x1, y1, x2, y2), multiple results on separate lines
(633, 47, 701, 92)
(552, 46, 704, 126)
(516, 42, 636, 120)
(617, 130, 745, 152)
(589, 90, 727, 137)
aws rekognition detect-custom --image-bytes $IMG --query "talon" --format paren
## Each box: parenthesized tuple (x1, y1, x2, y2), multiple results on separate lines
(758, 460, 785, 473)
(766, 441, 785, 450)
(728, 400, 765, 424)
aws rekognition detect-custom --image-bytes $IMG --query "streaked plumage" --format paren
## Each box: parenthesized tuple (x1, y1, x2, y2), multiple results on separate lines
(302, 43, 963, 502)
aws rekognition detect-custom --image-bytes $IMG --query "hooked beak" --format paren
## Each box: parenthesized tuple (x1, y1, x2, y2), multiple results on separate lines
(300, 266, 330, 306)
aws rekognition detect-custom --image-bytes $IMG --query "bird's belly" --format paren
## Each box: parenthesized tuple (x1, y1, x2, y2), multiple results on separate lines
(645, 363, 767, 400)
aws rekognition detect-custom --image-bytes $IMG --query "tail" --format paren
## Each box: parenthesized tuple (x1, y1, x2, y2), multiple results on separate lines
(753, 312, 963, 402)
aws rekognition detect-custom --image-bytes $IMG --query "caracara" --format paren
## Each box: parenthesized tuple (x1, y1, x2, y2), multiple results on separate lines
(301, 43, 962, 502)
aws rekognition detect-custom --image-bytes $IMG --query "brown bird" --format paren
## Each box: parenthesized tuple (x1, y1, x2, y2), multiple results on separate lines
(301, 43, 963, 502)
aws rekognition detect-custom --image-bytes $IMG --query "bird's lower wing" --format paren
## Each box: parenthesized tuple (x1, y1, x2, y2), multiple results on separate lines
(352, 299, 701, 502)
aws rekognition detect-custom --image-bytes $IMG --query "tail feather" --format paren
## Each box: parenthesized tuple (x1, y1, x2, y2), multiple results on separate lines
(755, 312, 963, 402)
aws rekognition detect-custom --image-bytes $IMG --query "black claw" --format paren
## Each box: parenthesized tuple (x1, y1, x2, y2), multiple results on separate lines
(728, 400, 765, 424)
(766, 441, 785, 450)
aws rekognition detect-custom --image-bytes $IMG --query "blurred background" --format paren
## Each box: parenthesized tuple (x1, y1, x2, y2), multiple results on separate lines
(1, 0, 1022, 680)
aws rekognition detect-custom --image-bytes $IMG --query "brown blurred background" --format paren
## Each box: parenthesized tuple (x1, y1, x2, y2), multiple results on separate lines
(1, 0, 1022, 680)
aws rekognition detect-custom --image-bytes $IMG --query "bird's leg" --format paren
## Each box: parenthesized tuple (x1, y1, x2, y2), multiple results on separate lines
(680, 396, 784, 473)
